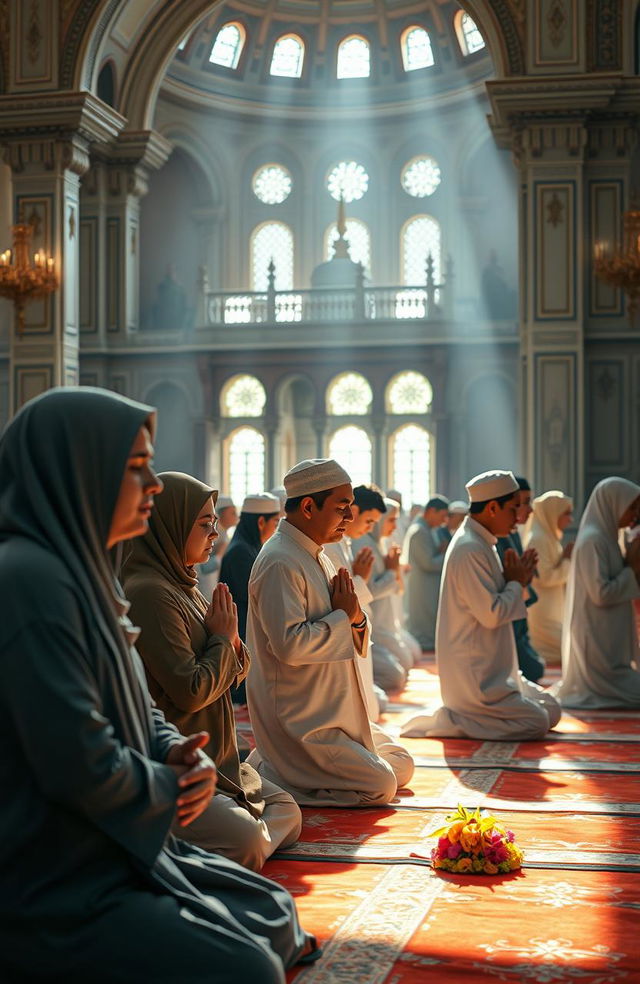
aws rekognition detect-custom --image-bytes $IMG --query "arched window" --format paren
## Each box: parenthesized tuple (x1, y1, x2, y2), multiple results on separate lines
(270, 34, 305, 77)
(221, 374, 266, 417)
(390, 424, 432, 508)
(327, 161, 369, 203)
(402, 215, 441, 286)
(251, 222, 294, 291)
(455, 11, 485, 56)
(401, 26, 435, 71)
(328, 426, 372, 484)
(386, 371, 433, 413)
(252, 164, 292, 204)
(324, 218, 371, 274)
(209, 23, 245, 69)
(401, 156, 441, 198)
(228, 427, 265, 506)
(326, 372, 373, 415)
(337, 35, 371, 79)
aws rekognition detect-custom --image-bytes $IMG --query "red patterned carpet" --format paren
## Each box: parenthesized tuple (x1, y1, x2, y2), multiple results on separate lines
(245, 660, 640, 982)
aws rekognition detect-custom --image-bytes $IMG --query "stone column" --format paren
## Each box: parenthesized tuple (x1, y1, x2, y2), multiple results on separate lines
(0, 93, 123, 413)
(490, 77, 638, 506)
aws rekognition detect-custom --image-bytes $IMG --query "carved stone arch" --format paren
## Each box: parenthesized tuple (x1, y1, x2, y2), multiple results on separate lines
(157, 124, 224, 209)
(455, 0, 525, 78)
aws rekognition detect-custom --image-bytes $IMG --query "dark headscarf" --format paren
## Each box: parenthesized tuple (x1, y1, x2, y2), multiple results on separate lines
(124, 472, 217, 594)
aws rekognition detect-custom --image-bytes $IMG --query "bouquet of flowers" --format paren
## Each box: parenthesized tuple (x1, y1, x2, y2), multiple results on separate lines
(430, 804, 523, 875)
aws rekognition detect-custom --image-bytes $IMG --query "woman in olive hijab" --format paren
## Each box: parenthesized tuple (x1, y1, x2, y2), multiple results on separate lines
(0, 388, 312, 984)
(123, 472, 301, 870)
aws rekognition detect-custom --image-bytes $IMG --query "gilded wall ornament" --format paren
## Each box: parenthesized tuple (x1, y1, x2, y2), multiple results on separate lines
(546, 193, 564, 228)
(68, 205, 76, 240)
(26, 0, 42, 65)
(547, 0, 567, 48)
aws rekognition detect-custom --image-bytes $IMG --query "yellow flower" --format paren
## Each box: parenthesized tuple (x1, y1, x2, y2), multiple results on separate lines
(455, 857, 472, 873)
(460, 823, 482, 854)
(447, 820, 466, 844)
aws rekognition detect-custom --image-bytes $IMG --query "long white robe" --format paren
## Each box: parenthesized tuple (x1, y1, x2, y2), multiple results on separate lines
(246, 520, 413, 805)
(553, 478, 640, 708)
(401, 517, 561, 740)
(351, 531, 412, 671)
(402, 518, 446, 651)
(525, 494, 573, 664)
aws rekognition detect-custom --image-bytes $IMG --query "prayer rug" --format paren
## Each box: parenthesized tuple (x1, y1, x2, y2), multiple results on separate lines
(249, 658, 640, 981)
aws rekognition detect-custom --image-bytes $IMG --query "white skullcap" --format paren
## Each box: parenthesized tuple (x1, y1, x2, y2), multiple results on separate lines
(216, 495, 235, 511)
(449, 500, 470, 515)
(465, 470, 519, 504)
(284, 458, 351, 498)
(270, 486, 287, 508)
(242, 493, 281, 515)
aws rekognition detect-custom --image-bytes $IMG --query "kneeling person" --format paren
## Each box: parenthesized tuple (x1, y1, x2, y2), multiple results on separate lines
(247, 459, 414, 806)
(401, 470, 561, 741)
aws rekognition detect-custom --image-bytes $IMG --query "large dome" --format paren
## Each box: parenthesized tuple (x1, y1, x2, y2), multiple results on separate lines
(163, 0, 493, 119)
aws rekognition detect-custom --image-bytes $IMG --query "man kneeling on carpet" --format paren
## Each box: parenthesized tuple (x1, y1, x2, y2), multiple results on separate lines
(246, 458, 414, 806)
(402, 469, 561, 741)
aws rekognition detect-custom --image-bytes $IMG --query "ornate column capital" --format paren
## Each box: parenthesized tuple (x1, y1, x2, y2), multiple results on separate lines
(95, 128, 173, 199)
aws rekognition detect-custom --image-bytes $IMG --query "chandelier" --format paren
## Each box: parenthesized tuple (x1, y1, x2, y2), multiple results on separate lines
(593, 209, 640, 321)
(0, 223, 59, 334)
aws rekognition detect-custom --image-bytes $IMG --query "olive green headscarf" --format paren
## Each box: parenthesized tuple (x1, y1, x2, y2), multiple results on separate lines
(124, 472, 217, 593)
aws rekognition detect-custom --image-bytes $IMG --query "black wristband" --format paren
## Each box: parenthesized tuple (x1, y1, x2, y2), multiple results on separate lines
(351, 614, 367, 630)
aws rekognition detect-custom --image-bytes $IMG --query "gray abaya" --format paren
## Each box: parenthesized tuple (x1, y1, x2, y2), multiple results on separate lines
(0, 388, 305, 983)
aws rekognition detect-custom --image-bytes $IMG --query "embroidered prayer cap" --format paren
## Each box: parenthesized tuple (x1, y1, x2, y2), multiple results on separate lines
(448, 500, 470, 515)
(216, 495, 235, 511)
(465, 470, 519, 504)
(284, 458, 352, 498)
(242, 493, 281, 515)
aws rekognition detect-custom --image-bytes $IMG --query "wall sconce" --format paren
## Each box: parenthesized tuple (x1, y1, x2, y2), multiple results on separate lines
(593, 209, 640, 322)
(0, 223, 59, 334)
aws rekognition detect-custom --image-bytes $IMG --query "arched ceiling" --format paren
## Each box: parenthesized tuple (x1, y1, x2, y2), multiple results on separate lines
(162, 0, 494, 119)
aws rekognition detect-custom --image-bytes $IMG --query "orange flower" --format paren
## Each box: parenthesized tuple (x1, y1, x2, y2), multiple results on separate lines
(460, 823, 482, 854)
(447, 820, 466, 844)
(455, 857, 472, 873)
(483, 860, 499, 875)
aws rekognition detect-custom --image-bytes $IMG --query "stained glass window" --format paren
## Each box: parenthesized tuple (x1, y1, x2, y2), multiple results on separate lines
(328, 426, 372, 485)
(327, 161, 369, 203)
(209, 23, 244, 69)
(251, 222, 294, 291)
(270, 34, 305, 78)
(327, 372, 373, 415)
(325, 218, 371, 273)
(222, 375, 266, 417)
(387, 371, 433, 413)
(228, 427, 265, 506)
(402, 156, 441, 198)
(337, 36, 371, 79)
(401, 27, 435, 71)
(457, 12, 485, 55)
(402, 215, 441, 286)
(391, 424, 431, 508)
(252, 164, 292, 204)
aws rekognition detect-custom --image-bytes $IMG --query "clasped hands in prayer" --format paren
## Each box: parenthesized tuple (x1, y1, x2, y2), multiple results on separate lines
(503, 546, 538, 588)
(205, 581, 242, 653)
(330, 566, 365, 626)
(166, 731, 218, 827)
(352, 545, 374, 581)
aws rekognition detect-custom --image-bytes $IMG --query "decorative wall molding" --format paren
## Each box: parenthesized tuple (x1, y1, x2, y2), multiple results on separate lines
(586, 0, 623, 72)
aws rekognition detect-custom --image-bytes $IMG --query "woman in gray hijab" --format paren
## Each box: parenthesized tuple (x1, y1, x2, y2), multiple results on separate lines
(0, 387, 313, 983)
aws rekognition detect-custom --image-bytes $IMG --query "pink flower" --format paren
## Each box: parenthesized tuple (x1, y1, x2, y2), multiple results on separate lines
(438, 837, 451, 854)
(506, 831, 515, 843)
(447, 842, 463, 860)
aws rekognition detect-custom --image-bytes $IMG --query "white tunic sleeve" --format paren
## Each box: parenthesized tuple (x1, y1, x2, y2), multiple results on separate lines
(579, 537, 640, 607)
(453, 548, 527, 629)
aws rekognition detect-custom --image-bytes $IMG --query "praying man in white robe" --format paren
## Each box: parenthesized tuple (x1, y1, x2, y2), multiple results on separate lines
(247, 459, 414, 806)
(402, 470, 561, 741)
(552, 477, 640, 708)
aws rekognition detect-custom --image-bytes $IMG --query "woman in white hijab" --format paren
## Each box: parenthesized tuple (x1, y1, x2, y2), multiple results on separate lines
(553, 477, 640, 708)
(525, 490, 574, 664)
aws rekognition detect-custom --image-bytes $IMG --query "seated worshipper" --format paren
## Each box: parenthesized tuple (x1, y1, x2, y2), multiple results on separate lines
(386, 489, 410, 546)
(553, 477, 640, 708)
(401, 470, 561, 740)
(246, 459, 414, 806)
(0, 389, 315, 984)
(123, 473, 301, 871)
(324, 483, 388, 720)
(352, 498, 414, 694)
(402, 496, 450, 651)
(496, 477, 545, 683)
(220, 493, 282, 707)
(525, 490, 574, 664)
(199, 494, 239, 596)
(445, 500, 470, 540)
